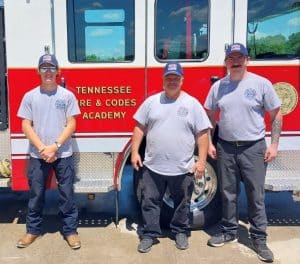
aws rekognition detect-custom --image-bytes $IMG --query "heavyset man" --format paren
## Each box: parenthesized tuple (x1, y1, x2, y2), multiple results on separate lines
(131, 62, 212, 253)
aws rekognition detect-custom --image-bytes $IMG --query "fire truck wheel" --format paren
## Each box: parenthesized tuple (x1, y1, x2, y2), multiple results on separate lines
(160, 158, 221, 229)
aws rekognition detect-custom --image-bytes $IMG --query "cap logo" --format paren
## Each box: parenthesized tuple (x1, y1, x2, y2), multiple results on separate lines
(163, 62, 183, 76)
(230, 44, 242, 52)
(42, 55, 52, 63)
(167, 64, 178, 71)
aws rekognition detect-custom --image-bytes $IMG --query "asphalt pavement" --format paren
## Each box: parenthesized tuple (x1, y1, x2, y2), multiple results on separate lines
(0, 169, 300, 264)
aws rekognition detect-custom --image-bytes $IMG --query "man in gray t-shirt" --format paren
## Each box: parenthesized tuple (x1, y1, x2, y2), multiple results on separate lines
(131, 62, 211, 253)
(204, 43, 282, 263)
(16, 54, 81, 250)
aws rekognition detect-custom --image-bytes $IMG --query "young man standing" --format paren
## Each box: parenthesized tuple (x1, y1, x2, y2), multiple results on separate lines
(16, 54, 81, 249)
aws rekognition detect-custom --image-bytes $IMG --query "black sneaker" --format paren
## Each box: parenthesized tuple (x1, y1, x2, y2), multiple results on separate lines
(137, 238, 153, 253)
(252, 241, 274, 263)
(175, 233, 189, 250)
(207, 233, 238, 247)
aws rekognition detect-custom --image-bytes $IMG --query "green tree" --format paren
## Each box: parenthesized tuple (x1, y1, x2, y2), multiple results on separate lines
(248, 34, 288, 58)
(287, 32, 300, 55)
(86, 54, 98, 62)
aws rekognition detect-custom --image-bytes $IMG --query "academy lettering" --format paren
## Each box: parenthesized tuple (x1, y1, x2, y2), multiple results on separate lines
(82, 111, 126, 119)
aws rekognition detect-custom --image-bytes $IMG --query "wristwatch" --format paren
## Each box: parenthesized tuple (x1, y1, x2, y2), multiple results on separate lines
(55, 141, 62, 150)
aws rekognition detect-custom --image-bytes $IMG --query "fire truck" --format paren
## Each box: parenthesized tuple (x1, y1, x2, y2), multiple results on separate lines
(0, 0, 299, 227)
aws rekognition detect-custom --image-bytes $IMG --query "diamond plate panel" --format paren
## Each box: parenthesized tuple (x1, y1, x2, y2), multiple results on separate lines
(72, 152, 116, 193)
(0, 178, 10, 187)
(266, 150, 300, 191)
(268, 150, 300, 171)
(0, 130, 11, 187)
(0, 130, 11, 160)
(74, 179, 114, 193)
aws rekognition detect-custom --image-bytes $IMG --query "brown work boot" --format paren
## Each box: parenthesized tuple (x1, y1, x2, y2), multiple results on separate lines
(65, 234, 81, 249)
(16, 233, 40, 248)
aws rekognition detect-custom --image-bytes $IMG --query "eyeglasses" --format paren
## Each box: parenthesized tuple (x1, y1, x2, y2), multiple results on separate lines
(39, 66, 57, 73)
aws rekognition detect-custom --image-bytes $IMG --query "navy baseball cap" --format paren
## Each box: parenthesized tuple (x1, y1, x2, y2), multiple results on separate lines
(163, 62, 183, 76)
(225, 43, 249, 58)
(38, 54, 59, 68)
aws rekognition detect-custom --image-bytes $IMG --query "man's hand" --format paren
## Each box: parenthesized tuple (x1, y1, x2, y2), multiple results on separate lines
(131, 152, 143, 171)
(208, 143, 217, 160)
(40, 144, 57, 163)
(192, 161, 206, 179)
(264, 144, 278, 163)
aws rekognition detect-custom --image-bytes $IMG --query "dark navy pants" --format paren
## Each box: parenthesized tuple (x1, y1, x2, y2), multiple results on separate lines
(217, 138, 268, 242)
(140, 166, 194, 239)
(26, 156, 78, 236)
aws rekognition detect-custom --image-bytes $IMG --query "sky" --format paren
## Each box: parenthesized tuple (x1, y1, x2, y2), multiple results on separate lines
(85, 9, 125, 60)
(252, 10, 300, 39)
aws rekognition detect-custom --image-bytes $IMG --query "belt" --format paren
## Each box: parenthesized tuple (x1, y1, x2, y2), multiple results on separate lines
(220, 138, 264, 147)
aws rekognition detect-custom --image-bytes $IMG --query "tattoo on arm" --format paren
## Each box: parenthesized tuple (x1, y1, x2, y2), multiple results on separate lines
(271, 118, 282, 144)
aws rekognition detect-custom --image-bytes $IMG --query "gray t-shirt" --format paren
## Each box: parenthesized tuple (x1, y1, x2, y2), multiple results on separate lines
(134, 91, 212, 176)
(17, 85, 81, 158)
(204, 72, 281, 141)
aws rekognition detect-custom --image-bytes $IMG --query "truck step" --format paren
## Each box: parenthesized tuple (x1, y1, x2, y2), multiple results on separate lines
(74, 178, 114, 193)
(0, 178, 10, 187)
(265, 170, 300, 191)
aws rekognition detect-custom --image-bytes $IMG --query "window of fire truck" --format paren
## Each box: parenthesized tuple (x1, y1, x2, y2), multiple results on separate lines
(67, 0, 134, 62)
(155, 0, 209, 61)
(247, 0, 300, 60)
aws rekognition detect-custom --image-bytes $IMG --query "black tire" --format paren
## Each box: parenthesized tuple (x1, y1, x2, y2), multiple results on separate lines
(160, 158, 221, 229)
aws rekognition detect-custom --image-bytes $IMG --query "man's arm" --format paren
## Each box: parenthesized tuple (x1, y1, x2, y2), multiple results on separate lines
(265, 107, 282, 162)
(194, 129, 209, 179)
(43, 116, 77, 160)
(22, 116, 77, 162)
(131, 122, 146, 171)
(55, 116, 77, 146)
(22, 118, 57, 162)
(206, 109, 218, 159)
(22, 119, 45, 153)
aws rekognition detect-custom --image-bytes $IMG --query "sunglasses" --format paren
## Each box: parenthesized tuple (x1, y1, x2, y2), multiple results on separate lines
(39, 66, 57, 73)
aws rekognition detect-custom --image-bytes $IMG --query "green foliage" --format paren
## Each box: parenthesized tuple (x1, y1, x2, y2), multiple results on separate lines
(248, 33, 300, 58)
(86, 54, 98, 62)
(288, 32, 300, 54)
(86, 54, 125, 62)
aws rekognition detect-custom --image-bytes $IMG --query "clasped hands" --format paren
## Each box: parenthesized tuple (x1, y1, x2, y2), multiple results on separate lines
(39, 144, 58, 163)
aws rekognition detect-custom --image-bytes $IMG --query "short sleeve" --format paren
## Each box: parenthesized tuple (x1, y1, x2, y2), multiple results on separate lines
(192, 99, 212, 134)
(17, 92, 33, 120)
(263, 80, 281, 111)
(133, 96, 153, 126)
(204, 82, 219, 111)
(66, 92, 81, 118)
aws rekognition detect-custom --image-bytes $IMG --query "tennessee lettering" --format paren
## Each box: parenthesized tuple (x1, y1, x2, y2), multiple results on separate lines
(76, 86, 132, 94)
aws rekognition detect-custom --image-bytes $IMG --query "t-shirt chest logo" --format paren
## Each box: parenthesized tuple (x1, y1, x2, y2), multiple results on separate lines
(177, 106, 188, 117)
(244, 88, 256, 100)
(55, 99, 66, 109)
